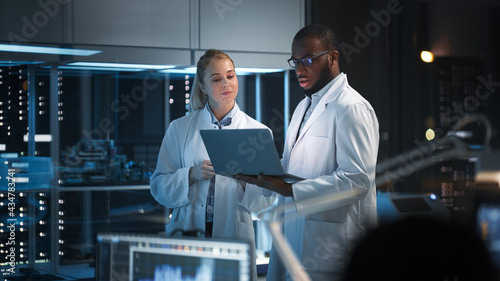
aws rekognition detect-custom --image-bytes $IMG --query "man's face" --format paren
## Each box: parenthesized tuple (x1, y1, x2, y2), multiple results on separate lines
(291, 37, 334, 96)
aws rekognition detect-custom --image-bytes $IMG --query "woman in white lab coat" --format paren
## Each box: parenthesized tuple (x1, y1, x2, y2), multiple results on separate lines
(150, 49, 276, 280)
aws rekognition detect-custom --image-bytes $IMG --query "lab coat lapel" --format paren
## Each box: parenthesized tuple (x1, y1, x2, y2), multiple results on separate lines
(295, 74, 347, 144)
(285, 98, 310, 152)
(296, 100, 325, 143)
(200, 106, 215, 128)
(200, 103, 242, 130)
(222, 104, 242, 129)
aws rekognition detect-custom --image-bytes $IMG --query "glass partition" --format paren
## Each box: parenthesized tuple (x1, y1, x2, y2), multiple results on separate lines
(0, 62, 290, 279)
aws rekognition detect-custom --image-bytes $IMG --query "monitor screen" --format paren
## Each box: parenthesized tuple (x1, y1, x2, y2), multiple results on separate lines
(95, 233, 251, 281)
(471, 188, 500, 278)
(476, 203, 500, 275)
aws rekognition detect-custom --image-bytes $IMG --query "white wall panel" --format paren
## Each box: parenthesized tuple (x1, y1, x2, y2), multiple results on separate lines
(199, 0, 304, 53)
(0, 0, 304, 68)
(73, 0, 190, 48)
(0, 0, 64, 44)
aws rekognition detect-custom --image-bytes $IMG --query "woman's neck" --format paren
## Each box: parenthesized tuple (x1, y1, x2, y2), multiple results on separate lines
(209, 101, 235, 121)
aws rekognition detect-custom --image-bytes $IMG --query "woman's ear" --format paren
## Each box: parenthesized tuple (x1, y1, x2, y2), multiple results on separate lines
(198, 81, 206, 93)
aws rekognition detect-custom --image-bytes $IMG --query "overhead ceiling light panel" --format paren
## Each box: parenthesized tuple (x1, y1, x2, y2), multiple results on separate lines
(0, 44, 101, 56)
(160, 67, 197, 74)
(236, 67, 284, 74)
(161, 67, 285, 75)
(58, 66, 145, 72)
(23, 134, 52, 142)
(68, 62, 176, 70)
(0, 61, 42, 66)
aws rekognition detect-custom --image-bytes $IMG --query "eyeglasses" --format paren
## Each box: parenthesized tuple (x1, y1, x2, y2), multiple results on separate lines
(287, 50, 332, 68)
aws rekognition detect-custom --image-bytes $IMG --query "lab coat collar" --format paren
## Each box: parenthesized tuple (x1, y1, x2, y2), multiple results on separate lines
(321, 72, 347, 104)
(205, 102, 237, 127)
(305, 73, 342, 107)
(295, 73, 348, 143)
(201, 103, 241, 129)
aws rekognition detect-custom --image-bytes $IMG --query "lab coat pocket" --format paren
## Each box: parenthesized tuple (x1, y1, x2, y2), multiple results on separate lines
(237, 220, 254, 240)
(301, 220, 347, 274)
(303, 136, 331, 177)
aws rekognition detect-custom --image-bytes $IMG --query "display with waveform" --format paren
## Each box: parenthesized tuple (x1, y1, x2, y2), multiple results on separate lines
(132, 249, 247, 281)
(136, 261, 213, 281)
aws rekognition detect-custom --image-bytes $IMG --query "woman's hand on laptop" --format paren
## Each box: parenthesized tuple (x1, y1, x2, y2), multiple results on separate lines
(189, 160, 215, 185)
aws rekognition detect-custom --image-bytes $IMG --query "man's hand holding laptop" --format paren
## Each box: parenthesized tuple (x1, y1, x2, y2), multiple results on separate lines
(233, 174, 293, 197)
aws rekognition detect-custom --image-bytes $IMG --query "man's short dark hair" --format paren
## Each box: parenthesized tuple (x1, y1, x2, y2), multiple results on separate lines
(293, 24, 339, 52)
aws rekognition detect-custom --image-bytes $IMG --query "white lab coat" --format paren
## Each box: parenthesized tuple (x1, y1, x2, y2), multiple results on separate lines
(267, 73, 380, 281)
(150, 104, 277, 281)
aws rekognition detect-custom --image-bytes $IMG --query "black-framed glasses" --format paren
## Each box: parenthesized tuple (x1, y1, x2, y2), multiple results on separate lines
(287, 50, 332, 68)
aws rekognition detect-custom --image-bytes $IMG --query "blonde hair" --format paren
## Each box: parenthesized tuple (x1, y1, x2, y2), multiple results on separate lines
(189, 49, 235, 112)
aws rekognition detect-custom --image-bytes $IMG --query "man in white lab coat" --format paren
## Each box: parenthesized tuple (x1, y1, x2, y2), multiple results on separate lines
(237, 24, 380, 280)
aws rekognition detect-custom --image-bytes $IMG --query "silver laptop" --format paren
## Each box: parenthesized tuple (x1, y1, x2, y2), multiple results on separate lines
(200, 129, 303, 182)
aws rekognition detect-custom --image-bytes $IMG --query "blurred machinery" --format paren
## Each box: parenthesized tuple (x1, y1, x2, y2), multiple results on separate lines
(58, 139, 149, 185)
(259, 114, 494, 281)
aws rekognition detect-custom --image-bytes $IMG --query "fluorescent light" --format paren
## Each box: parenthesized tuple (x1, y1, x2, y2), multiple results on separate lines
(161, 67, 197, 74)
(448, 130, 473, 139)
(68, 62, 175, 70)
(58, 66, 145, 72)
(1, 153, 18, 159)
(12, 162, 29, 168)
(0, 44, 101, 56)
(15, 177, 29, 183)
(0, 144, 5, 151)
(161, 67, 284, 75)
(0, 61, 42, 66)
(23, 134, 52, 142)
(236, 67, 284, 74)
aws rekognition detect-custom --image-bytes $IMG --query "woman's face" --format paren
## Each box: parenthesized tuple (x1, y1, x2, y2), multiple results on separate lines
(201, 58, 238, 110)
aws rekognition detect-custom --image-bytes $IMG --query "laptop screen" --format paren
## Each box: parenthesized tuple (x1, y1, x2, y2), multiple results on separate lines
(95, 233, 251, 281)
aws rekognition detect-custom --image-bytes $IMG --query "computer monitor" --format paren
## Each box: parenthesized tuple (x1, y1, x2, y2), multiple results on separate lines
(95, 233, 251, 281)
(376, 192, 450, 225)
(472, 190, 500, 277)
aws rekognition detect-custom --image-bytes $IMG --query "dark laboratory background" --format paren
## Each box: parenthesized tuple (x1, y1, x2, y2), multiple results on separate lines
(0, 0, 499, 280)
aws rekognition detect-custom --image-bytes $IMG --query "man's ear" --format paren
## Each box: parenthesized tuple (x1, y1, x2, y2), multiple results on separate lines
(330, 50, 339, 66)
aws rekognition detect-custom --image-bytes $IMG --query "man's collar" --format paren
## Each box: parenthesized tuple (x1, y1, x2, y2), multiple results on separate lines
(306, 72, 344, 101)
